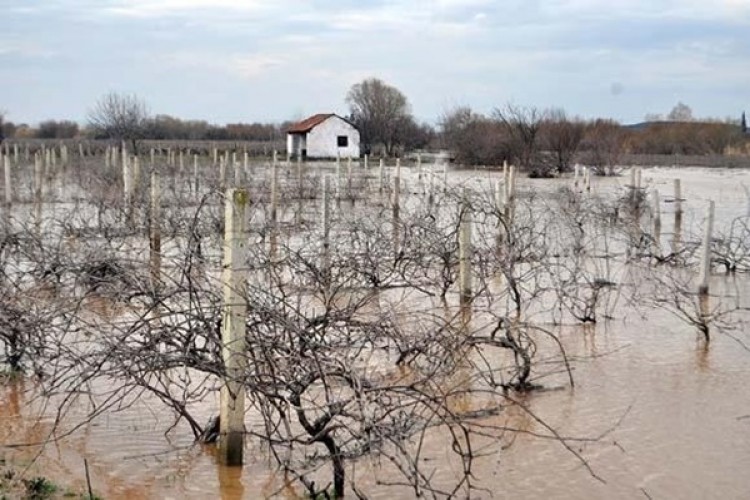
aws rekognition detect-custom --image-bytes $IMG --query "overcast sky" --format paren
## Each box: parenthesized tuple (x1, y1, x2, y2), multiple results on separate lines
(2, 0, 749, 126)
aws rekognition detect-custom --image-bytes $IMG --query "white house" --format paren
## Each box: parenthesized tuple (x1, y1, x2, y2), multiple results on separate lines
(286, 113, 360, 159)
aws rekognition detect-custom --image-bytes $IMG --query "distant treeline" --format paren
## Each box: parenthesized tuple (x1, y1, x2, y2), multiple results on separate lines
(2, 110, 748, 176)
(0, 115, 293, 142)
(439, 105, 749, 176)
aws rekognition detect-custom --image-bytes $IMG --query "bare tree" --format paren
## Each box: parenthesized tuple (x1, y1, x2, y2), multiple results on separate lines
(580, 119, 626, 175)
(667, 101, 693, 122)
(493, 104, 547, 176)
(440, 106, 508, 166)
(540, 109, 585, 174)
(87, 92, 150, 152)
(346, 78, 412, 156)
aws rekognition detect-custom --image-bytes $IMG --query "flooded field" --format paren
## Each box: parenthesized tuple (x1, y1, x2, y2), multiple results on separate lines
(1, 152, 750, 499)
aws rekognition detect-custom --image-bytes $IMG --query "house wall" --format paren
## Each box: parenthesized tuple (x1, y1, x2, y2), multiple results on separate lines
(286, 133, 306, 158)
(306, 116, 360, 158)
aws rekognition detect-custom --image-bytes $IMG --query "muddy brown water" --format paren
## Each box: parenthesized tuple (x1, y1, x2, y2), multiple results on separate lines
(2, 167, 750, 499)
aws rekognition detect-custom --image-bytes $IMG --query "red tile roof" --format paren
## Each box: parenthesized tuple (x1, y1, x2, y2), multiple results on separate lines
(286, 113, 335, 133)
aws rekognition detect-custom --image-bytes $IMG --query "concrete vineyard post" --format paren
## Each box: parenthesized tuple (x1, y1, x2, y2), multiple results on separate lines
(219, 156, 227, 191)
(379, 159, 385, 195)
(584, 167, 591, 192)
(672, 183, 684, 256)
(34, 153, 43, 229)
(392, 159, 401, 209)
(697, 200, 715, 296)
(347, 156, 353, 199)
(574, 164, 580, 188)
(652, 189, 661, 251)
(219, 188, 249, 466)
(415, 154, 422, 193)
(34, 153, 43, 203)
(296, 155, 304, 225)
(121, 144, 128, 171)
(271, 159, 278, 224)
(123, 153, 133, 207)
(3, 154, 11, 207)
(234, 159, 242, 187)
(495, 179, 503, 213)
(503, 162, 510, 200)
(193, 154, 199, 194)
(504, 165, 516, 222)
(321, 175, 331, 285)
(150, 172, 161, 289)
(459, 190, 473, 304)
(335, 154, 342, 202)
(428, 166, 435, 205)
(133, 156, 141, 199)
(297, 154, 304, 193)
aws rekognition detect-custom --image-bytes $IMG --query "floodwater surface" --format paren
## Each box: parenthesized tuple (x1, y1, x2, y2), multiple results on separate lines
(2, 166, 750, 499)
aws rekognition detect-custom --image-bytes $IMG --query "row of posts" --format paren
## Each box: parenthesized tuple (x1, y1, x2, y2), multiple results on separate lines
(132, 157, 730, 467)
